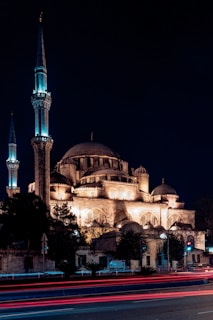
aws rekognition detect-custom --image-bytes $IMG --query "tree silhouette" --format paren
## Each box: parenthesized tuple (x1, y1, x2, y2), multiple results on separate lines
(116, 230, 146, 265)
(163, 234, 185, 264)
(47, 203, 86, 274)
(0, 193, 49, 250)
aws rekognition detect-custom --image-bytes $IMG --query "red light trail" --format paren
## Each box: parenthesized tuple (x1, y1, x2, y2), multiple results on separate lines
(1, 289, 213, 310)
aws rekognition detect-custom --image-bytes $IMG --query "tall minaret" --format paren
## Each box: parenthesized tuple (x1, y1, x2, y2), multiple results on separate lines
(6, 112, 20, 197)
(31, 13, 53, 205)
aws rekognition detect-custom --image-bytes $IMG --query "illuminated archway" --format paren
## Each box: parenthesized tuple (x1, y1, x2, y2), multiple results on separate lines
(141, 212, 158, 227)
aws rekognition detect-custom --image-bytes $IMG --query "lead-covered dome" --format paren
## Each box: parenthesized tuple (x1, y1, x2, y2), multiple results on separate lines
(120, 221, 143, 234)
(50, 171, 72, 185)
(151, 178, 177, 196)
(62, 141, 120, 159)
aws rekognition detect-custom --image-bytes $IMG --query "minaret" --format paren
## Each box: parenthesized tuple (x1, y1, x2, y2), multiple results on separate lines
(31, 13, 53, 205)
(6, 112, 20, 197)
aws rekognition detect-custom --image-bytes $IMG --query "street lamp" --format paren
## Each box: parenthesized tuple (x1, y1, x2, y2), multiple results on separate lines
(41, 233, 48, 274)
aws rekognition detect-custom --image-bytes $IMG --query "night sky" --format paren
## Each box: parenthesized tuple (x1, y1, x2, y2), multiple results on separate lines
(0, 1, 213, 208)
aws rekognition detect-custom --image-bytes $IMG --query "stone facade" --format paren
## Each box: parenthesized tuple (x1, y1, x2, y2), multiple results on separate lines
(0, 250, 55, 274)
(50, 197, 195, 231)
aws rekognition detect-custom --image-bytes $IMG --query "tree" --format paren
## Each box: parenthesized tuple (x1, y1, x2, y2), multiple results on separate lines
(0, 193, 49, 250)
(116, 230, 145, 265)
(50, 202, 76, 226)
(47, 203, 86, 274)
(163, 234, 185, 265)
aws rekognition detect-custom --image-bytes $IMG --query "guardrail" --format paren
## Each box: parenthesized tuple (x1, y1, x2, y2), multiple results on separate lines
(0, 271, 64, 280)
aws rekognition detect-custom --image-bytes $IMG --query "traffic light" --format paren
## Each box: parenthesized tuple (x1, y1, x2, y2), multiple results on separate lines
(141, 241, 147, 252)
(186, 241, 192, 252)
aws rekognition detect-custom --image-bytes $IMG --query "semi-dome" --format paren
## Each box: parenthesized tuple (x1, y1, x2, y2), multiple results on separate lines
(151, 178, 177, 196)
(50, 171, 72, 185)
(62, 141, 120, 159)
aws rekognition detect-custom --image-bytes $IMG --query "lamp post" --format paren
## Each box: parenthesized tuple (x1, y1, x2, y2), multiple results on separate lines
(41, 233, 48, 275)
(167, 234, 170, 271)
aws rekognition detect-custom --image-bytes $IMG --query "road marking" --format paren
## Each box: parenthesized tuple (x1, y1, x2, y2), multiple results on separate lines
(133, 298, 176, 303)
(197, 310, 213, 314)
(0, 307, 74, 318)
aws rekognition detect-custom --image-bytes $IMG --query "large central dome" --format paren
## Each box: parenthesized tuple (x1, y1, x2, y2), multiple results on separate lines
(62, 141, 120, 159)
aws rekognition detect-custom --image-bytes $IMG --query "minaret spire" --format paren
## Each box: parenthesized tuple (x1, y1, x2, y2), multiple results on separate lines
(39, 11, 43, 23)
(35, 11, 47, 96)
(31, 13, 53, 205)
(6, 112, 20, 197)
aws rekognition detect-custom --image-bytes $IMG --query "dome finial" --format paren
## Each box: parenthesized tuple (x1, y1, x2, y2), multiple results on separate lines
(162, 177, 165, 184)
(39, 12, 43, 23)
(90, 131, 93, 141)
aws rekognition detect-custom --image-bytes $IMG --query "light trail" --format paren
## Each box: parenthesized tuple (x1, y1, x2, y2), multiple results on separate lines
(0, 273, 211, 293)
(1, 289, 213, 309)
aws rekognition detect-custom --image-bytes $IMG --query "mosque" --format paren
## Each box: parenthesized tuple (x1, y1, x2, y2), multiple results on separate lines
(5, 14, 207, 270)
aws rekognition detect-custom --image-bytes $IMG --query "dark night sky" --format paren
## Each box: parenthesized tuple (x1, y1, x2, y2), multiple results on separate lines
(0, 0, 213, 208)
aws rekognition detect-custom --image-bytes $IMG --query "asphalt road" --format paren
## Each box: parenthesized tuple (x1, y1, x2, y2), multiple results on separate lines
(1, 291, 213, 319)
(1, 273, 213, 319)
(0, 273, 209, 301)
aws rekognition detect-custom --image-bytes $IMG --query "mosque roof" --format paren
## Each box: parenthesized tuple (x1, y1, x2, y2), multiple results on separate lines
(61, 141, 120, 159)
(151, 178, 177, 196)
(50, 171, 72, 185)
(120, 221, 143, 234)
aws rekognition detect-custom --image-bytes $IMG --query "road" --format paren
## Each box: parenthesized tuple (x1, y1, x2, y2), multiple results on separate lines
(1, 288, 213, 319)
(1, 272, 213, 319)
(0, 272, 211, 301)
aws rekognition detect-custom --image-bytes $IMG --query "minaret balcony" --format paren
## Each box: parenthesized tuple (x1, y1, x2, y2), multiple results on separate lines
(32, 90, 51, 97)
(32, 135, 53, 143)
(6, 160, 20, 169)
(32, 92, 51, 104)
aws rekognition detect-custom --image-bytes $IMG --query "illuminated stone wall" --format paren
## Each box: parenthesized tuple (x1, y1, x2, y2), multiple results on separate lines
(50, 197, 195, 231)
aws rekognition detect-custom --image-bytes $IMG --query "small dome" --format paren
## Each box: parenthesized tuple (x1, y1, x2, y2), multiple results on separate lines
(151, 178, 177, 196)
(50, 171, 72, 185)
(61, 141, 120, 159)
(170, 222, 192, 230)
(134, 165, 147, 176)
(143, 221, 154, 230)
(120, 221, 143, 234)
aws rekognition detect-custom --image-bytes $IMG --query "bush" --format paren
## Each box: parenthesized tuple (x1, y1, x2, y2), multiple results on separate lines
(136, 266, 156, 276)
(85, 262, 104, 277)
(58, 260, 76, 278)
